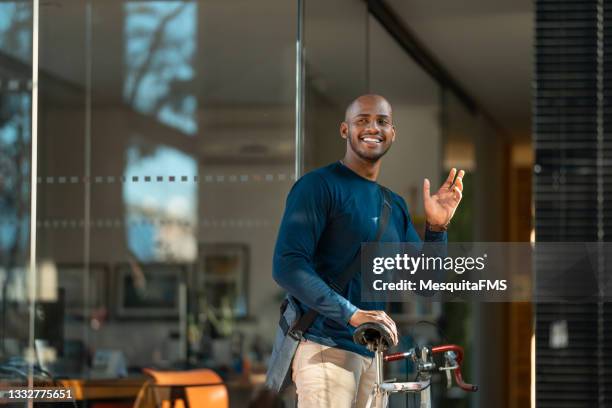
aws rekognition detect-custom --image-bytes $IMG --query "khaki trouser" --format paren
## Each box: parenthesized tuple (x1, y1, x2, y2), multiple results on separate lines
(292, 339, 380, 408)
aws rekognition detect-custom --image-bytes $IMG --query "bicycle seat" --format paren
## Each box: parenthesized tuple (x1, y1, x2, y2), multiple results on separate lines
(353, 322, 393, 352)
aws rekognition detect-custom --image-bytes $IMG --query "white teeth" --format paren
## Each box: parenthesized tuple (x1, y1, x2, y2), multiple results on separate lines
(363, 138, 381, 143)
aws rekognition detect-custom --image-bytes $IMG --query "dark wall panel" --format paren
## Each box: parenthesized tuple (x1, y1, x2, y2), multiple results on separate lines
(534, 1, 610, 406)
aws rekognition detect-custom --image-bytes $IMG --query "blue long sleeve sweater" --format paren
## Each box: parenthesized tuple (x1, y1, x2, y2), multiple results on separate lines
(273, 161, 446, 356)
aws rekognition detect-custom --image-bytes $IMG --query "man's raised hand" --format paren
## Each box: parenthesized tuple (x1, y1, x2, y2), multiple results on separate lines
(423, 168, 465, 230)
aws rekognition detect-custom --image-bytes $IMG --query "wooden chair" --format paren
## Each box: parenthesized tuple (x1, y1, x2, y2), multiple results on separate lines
(134, 368, 228, 408)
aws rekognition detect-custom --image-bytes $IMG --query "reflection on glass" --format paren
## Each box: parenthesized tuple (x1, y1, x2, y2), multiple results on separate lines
(9, 0, 298, 390)
(0, 94, 30, 259)
(444, 91, 476, 242)
(303, 0, 367, 170)
(123, 145, 197, 262)
(0, 2, 32, 260)
(0, 1, 32, 380)
(0, 64, 32, 371)
(116, 263, 183, 318)
(124, 2, 197, 135)
(0, 3, 31, 62)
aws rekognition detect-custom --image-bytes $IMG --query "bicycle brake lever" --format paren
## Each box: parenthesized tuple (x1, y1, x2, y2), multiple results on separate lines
(442, 350, 457, 389)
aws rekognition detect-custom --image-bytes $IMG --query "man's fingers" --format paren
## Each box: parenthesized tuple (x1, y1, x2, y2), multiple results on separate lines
(388, 321, 399, 345)
(381, 314, 399, 345)
(454, 186, 463, 201)
(356, 311, 399, 346)
(379, 316, 396, 344)
(443, 168, 457, 189)
(372, 312, 399, 345)
(423, 178, 431, 200)
(382, 320, 397, 345)
(452, 170, 465, 191)
(454, 175, 464, 192)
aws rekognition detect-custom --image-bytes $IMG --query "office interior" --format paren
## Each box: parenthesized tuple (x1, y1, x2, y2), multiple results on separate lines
(0, 0, 537, 407)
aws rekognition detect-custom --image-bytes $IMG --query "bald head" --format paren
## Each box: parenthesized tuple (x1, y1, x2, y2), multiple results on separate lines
(344, 94, 392, 122)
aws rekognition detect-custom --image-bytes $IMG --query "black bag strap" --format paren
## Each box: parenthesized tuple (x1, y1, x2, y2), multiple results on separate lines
(289, 186, 393, 339)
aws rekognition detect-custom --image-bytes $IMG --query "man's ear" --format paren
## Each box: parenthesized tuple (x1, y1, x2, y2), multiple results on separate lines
(340, 122, 348, 139)
(391, 125, 396, 142)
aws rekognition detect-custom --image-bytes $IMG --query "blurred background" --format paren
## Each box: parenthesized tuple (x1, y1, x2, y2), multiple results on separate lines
(1, 0, 607, 407)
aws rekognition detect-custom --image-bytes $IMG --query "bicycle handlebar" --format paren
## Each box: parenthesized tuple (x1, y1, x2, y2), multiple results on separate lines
(431, 344, 478, 392)
(383, 344, 478, 392)
(383, 351, 414, 362)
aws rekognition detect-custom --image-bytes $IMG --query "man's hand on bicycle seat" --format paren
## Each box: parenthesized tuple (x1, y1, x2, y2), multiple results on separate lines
(349, 309, 399, 346)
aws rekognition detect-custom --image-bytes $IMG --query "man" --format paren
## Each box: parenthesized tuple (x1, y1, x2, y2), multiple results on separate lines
(272, 94, 464, 407)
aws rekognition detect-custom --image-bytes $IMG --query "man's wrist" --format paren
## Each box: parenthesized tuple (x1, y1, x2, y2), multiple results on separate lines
(346, 304, 359, 326)
(426, 221, 448, 232)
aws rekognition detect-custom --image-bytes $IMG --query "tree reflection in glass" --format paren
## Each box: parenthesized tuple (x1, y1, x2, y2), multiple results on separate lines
(0, 3, 32, 62)
(0, 1, 32, 363)
(124, 2, 197, 136)
(123, 145, 197, 263)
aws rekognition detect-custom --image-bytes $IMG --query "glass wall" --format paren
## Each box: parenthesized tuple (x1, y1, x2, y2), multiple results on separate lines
(443, 91, 477, 242)
(303, 0, 368, 170)
(3, 0, 297, 405)
(1, 1, 499, 407)
(0, 0, 34, 385)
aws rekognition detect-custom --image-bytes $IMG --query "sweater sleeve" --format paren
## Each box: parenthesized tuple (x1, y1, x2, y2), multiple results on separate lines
(400, 197, 448, 244)
(272, 173, 358, 325)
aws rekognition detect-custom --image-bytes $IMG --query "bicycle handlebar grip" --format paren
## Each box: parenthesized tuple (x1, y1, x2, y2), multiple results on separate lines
(454, 369, 479, 392)
(383, 351, 413, 362)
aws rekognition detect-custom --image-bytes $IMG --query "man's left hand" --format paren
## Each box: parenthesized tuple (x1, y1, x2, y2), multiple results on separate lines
(423, 168, 465, 229)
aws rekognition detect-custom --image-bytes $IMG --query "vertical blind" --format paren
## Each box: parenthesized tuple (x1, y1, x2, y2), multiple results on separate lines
(535, 0, 610, 406)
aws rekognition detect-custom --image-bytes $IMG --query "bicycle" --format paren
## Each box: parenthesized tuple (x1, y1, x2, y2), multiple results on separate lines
(353, 322, 478, 408)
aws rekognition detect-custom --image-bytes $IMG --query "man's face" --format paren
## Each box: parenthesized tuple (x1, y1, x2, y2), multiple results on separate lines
(341, 97, 396, 163)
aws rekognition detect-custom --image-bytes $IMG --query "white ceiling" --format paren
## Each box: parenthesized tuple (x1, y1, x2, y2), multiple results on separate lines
(386, 0, 533, 139)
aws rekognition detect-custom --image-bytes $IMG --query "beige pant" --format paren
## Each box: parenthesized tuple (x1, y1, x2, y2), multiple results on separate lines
(292, 339, 380, 408)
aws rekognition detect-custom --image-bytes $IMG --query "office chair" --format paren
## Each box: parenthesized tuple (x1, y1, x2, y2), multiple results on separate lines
(134, 368, 228, 408)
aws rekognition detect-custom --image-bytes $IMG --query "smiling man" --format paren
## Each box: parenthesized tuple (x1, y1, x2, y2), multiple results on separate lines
(272, 94, 464, 407)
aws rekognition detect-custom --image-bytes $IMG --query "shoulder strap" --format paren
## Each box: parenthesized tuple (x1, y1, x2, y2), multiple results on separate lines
(375, 187, 393, 242)
(290, 185, 393, 337)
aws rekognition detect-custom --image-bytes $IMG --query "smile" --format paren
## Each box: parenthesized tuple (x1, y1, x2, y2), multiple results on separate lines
(361, 137, 382, 144)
